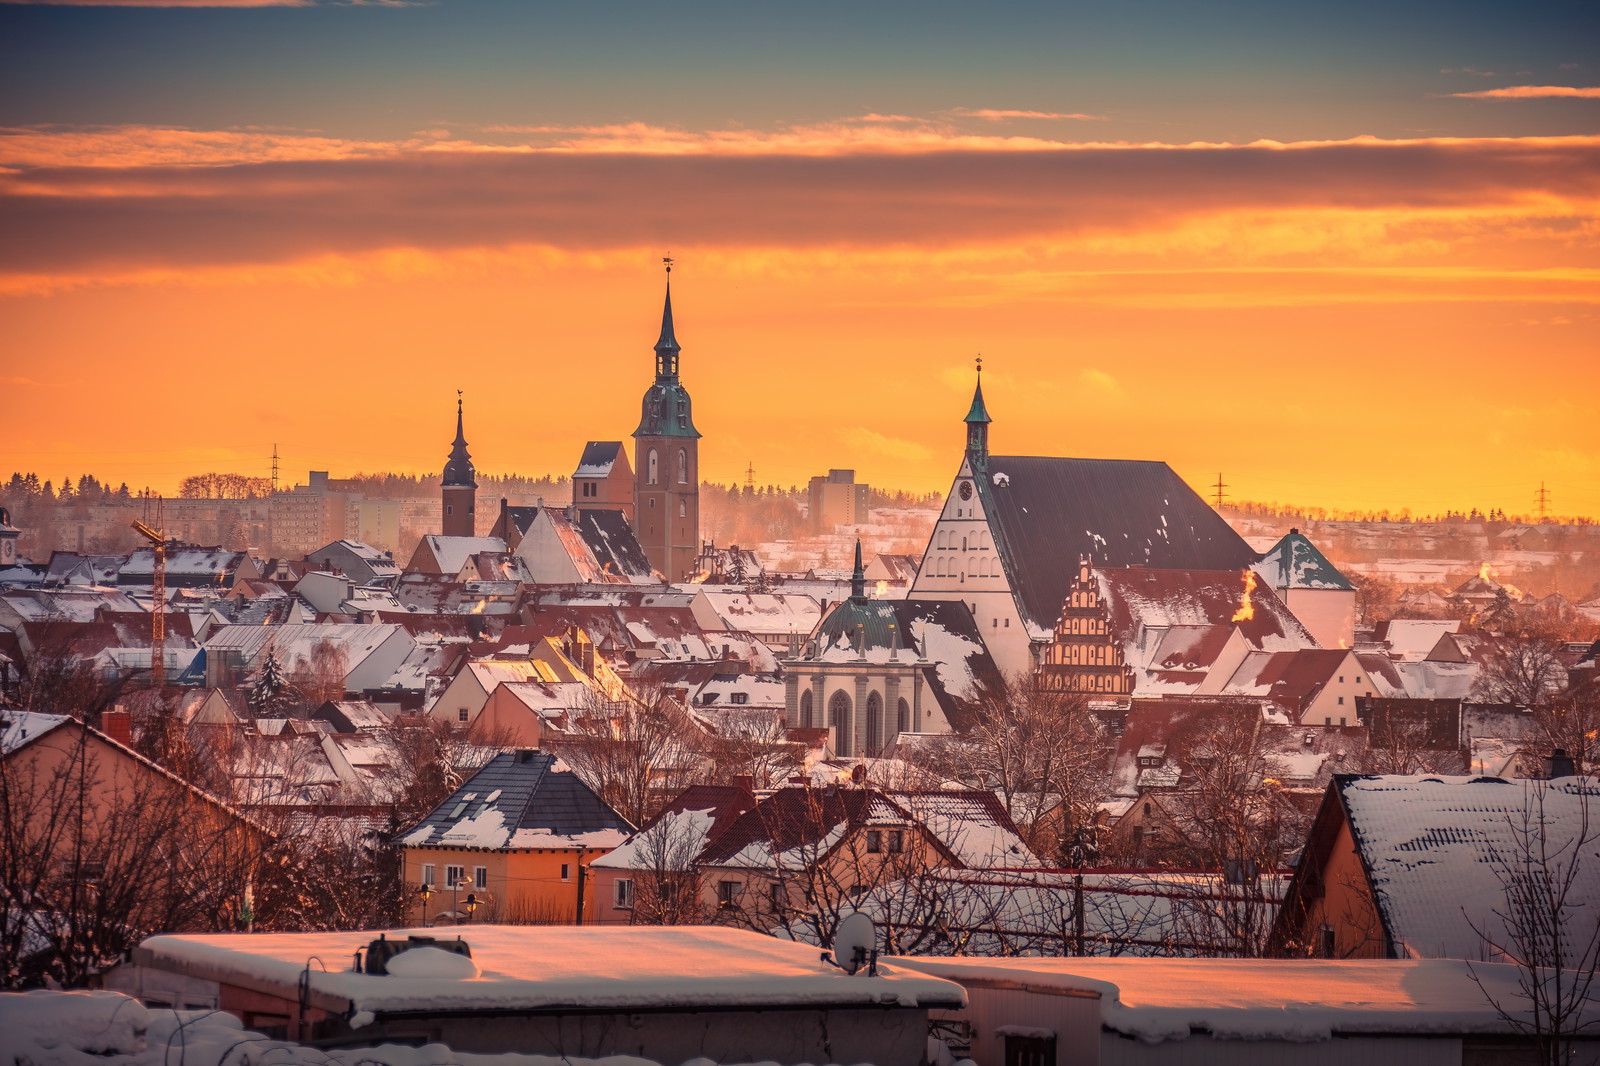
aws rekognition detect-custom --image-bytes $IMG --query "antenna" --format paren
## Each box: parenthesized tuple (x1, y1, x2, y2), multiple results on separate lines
(1535, 481, 1551, 520)
(1212, 472, 1229, 510)
(271, 444, 280, 494)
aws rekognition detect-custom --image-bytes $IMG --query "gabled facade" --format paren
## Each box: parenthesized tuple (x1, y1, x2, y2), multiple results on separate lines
(572, 441, 635, 523)
(909, 372, 1259, 676)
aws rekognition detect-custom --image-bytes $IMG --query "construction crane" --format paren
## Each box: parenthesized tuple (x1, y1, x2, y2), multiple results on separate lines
(131, 506, 167, 689)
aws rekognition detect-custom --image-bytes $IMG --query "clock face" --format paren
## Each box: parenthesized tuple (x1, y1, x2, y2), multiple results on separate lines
(958, 481, 973, 501)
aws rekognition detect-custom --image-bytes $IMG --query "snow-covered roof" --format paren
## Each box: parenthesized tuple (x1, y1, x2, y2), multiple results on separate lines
(892, 956, 1593, 1042)
(414, 536, 509, 575)
(1339, 774, 1600, 960)
(0, 710, 72, 756)
(135, 925, 965, 1014)
(1252, 530, 1354, 591)
(1377, 619, 1464, 662)
(402, 749, 633, 851)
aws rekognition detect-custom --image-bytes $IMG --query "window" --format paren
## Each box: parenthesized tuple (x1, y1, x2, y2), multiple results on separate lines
(422, 864, 436, 886)
(445, 505, 453, 515)
(800, 689, 814, 728)
(474, 866, 487, 889)
(458, 707, 469, 723)
(677, 448, 688, 484)
(1337, 696, 1345, 705)
(717, 880, 742, 909)
(866, 692, 883, 755)
(896, 698, 909, 736)
(866, 829, 883, 853)
(560, 863, 571, 881)
(615, 878, 634, 909)
(828, 691, 853, 757)
(446, 865, 466, 886)
(888, 830, 904, 853)
(730, 692, 748, 705)
(648, 449, 659, 485)
(679, 499, 687, 518)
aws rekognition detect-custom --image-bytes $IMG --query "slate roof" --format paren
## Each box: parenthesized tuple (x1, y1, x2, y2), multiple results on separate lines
(978, 456, 1258, 634)
(1252, 530, 1354, 591)
(590, 783, 759, 871)
(1095, 567, 1316, 652)
(403, 750, 635, 850)
(574, 508, 655, 580)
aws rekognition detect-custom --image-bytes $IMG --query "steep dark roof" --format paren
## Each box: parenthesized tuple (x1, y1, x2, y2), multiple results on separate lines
(575, 508, 655, 579)
(1254, 530, 1354, 591)
(979, 455, 1258, 633)
(403, 750, 634, 849)
(442, 398, 476, 489)
(574, 441, 625, 478)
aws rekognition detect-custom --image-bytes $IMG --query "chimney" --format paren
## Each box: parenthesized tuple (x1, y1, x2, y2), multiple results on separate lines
(1547, 748, 1577, 779)
(732, 774, 755, 797)
(100, 708, 133, 748)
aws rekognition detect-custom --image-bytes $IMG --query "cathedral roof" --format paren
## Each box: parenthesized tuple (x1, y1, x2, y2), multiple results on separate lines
(977, 455, 1259, 635)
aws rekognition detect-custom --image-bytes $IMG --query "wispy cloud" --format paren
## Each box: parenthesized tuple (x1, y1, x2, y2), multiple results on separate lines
(1439, 67, 1496, 77)
(841, 428, 932, 463)
(1081, 368, 1123, 395)
(944, 108, 1105, 122)
(1449, 85, 1600, 99)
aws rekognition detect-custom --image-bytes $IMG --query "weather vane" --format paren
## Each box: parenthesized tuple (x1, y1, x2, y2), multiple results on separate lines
(663, 254, 674, 274)
(976, 354, 983, 375)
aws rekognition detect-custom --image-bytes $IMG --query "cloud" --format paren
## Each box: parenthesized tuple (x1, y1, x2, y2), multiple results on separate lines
(1081, 368, 1123, 395)
(1439, 67, 1496, 77)
(945, 108, 1105, 122)
(840, 427, 933, 463)
(1448, 85, 1600, 99)
(2, 129, 1597, 285)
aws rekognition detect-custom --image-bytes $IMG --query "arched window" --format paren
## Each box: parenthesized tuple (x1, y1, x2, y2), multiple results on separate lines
(677, 448, 688, 484)
(866, 692, 883, 756)
(799, 689, 814, 728)
(828, 691, 853, 757)
(679, 499, 687, 517)
(896, 698, 909, 737)
(648, 449, 659, 485)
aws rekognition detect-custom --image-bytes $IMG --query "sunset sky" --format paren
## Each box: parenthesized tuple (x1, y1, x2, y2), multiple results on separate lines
(2, 0, 1597, 517)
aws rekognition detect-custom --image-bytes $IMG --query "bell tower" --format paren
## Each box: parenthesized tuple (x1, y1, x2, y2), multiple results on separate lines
(441, 391, 477, 537)
(632, 260, 701, 582)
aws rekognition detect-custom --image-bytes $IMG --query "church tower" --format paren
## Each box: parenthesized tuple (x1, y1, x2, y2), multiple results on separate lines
(441, 392, 477, 537)
(632, 262, 701, 582)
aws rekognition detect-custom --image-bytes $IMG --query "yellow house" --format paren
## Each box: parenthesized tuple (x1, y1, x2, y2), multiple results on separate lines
(400, 749, 633, 925)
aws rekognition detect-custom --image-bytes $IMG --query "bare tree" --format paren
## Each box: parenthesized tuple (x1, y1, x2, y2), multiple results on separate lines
(918, 675, 1109, 863)
(1476, 625, 1569, 708)
(1529, 696, 1600, 775)
(556, 686, 708, 826)
(1469, 781, 1600, 1066)
(700, 708, 803, 790)
(0, 717, 267, 988)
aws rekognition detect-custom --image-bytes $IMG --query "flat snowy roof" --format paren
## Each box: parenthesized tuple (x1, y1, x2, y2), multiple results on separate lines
(136, 926, 965, 1015)
(892, 956, 1591, 1043)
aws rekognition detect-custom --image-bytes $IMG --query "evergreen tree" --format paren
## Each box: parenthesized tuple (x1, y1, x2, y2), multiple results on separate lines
(248, 650, 299, 718)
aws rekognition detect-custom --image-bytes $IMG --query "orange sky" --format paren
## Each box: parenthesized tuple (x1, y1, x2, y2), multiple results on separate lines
(3, 119, 1598, 517)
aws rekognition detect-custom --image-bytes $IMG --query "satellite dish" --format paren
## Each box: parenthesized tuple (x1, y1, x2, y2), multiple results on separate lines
(832, 910, 877, 975)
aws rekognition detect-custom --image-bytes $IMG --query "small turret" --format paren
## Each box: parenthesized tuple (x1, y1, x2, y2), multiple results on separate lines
(964, 357, 991, 469)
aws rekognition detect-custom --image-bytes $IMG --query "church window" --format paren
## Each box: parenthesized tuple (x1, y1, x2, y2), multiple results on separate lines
(445, 505, 453, 515)
(828, 692, 853, 757)
(962, 536, 968, 551)
(677, 400, 687, 427)
(679, 500, 687, 517)
(896, 698, 909, 736)
(800, 689, 814, 728)
(866, 693, 883, 756)
(677, 448, 688, 484)
(648, 449, 659, 485)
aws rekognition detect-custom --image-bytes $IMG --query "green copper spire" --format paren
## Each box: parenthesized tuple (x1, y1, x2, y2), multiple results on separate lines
(965, 357, 990, 466)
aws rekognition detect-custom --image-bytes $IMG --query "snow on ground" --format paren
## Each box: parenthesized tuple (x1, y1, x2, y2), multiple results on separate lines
(0, 990, 673, 1066)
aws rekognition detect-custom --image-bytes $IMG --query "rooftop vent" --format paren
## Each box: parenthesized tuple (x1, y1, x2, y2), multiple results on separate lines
(360, 934, 472, 975)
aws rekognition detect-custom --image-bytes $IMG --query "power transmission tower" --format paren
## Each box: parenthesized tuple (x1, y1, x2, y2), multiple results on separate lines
(745, 461, 756, 492)
(1212, 472, 1229, 510)
(1534, 481, 1551, 520)
(271, 444, 280, 494)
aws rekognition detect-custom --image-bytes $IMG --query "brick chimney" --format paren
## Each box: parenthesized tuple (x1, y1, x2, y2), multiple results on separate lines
(100, 708, 133, 748)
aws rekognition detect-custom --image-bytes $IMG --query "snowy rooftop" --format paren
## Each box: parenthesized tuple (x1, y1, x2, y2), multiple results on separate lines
(133, 925, 966, 1014)
(892, 955, 1590, 1043)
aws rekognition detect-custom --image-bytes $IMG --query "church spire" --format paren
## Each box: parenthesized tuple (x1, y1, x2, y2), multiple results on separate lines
(442, 390, 476, 489)
(964, 356, 990, 468)
(850, 537, 866, 602)
(654, 257, 680, 381)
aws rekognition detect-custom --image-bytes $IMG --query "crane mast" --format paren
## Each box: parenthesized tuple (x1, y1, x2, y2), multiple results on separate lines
(131, 510, 167, 689)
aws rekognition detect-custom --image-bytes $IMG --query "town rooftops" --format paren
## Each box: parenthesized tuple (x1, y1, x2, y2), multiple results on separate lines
(977, 455, 1259, 635)
(402, 749, 634, 851)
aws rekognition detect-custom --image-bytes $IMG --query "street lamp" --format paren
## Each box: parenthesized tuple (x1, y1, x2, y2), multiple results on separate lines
(417, 883, 434, 927)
